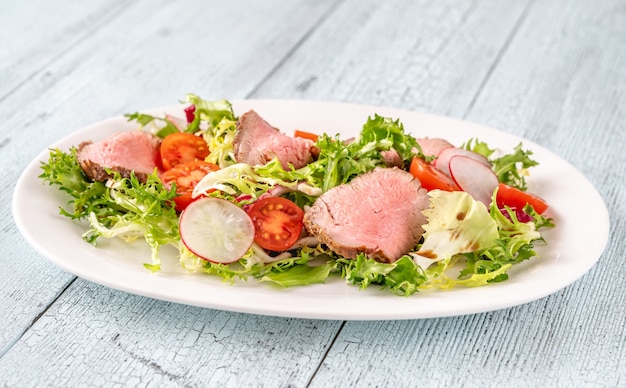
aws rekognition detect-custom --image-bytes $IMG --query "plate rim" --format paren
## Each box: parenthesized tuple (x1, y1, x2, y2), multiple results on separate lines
(12, 99, 611, 320)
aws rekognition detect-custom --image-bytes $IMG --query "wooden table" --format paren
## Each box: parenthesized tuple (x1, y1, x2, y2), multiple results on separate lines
(2, 1, 624, 386)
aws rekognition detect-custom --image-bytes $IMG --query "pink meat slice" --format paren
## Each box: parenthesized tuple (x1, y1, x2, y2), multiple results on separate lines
(303, 167, 430, 263)
(77, 131, 161, 182)
(233, 110, 314, 169)
(380, 138, 454, 167)
(416, 137, 454, 157)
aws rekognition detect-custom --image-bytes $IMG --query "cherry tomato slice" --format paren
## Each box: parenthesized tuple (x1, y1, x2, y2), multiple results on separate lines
(161, 160, 220, 211)
(495, 183, 549, 214)
(160, 132, 209, 170)
(246, 197, 304, 251)
(294, 129, 318, 142)
(409, 157, 460, 191)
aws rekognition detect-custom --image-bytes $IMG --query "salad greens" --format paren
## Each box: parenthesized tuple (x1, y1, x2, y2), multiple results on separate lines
(39, 95, 554, 296)
(463, 138, 538, 191)
(40, 150, 180, 272)
(411, 190, 499, 269)
(297, 114, 425, 192)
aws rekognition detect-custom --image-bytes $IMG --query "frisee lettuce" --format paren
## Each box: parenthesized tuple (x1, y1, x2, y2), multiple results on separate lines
(124, 112, 181, 138)
(297, 114, 424, 192)
(192, 160, 320, 207)
(124, 94, 236, 139)
(463, 138, 538, 190)
(39, 147, 110, 223)
(339, 255, 427, 296)
(184, 94, 235, 131)
(39, 95, 555, 297)
(333, 189, 554, 295)
(39, 148, 181, 271)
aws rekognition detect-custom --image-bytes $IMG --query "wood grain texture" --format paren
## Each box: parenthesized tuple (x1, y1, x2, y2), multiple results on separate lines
(0, 0, 133, 357)
(252, 0, 531, 117)
(1, 0, 624, 386)
(0, 0, 343, 377)
(0, 280, 339, 387)
(306, 1, 626, 387)
(0, 0, 130, 101)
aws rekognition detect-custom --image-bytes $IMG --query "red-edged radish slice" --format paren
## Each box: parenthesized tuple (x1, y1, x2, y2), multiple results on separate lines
(179, 197, 254, 263)
(434, 147, 491, 177)
(449, 155, 498, 205)
(165, 114, 187, 131)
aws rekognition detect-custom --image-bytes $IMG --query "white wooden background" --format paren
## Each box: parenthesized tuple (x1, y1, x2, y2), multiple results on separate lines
(1, 0, 625, 386)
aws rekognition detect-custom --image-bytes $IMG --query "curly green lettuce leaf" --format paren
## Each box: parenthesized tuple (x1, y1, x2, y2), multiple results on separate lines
(200, 117, 238, 168)
(125, 95, 236, 139)
(454, 190, 554, 283)
(259, 261, 336, 287)
(359, 114, 422, 161)
(124, 112, 181, 138)
(183, 93, 236, 131)
(200, 245, 336, 286)
(419, 256, 512, 290)
(39, 147, 180, 271)
(192, 159, 321, 203)
(83, 173, 180, 271)
(461, 192, 552, 272)
(298, 114, 423, 192)
(338, 254, 427, 296)
(39, 147, 110, 221)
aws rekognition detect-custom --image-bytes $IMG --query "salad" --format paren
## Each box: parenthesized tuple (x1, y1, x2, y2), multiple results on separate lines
(39, 94, 554, 296)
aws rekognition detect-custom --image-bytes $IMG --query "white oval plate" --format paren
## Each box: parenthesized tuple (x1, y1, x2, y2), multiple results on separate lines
(13, 100, 610, 320)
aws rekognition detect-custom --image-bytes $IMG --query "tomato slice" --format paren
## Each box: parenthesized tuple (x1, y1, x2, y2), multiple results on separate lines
(294, 129, 318, 142)
(161, 160, 220, 211)
(246, 197, 304, 251)
(495, 183, 549, 214)
(160, 132, 210, 170)
(409, 157, 460, 191)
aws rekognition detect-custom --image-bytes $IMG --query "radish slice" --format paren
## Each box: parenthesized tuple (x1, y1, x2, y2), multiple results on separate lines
(165, 114, 187, 131)
(449, 155, 498, 205)
(434, 147, 491, 177)
(179, 197, 254, 263)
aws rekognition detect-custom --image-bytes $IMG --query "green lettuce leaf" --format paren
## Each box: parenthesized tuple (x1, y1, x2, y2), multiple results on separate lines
(298, 114, 423, 192)
(339, 255, 427, 296)
(259, 261, 336, 287)
(39, 147, 180, 269)
(184, 94, 235, 131)
(455, 190, 554, 283)
(39, 147, 109, 222)
(124, 112, 181, 138)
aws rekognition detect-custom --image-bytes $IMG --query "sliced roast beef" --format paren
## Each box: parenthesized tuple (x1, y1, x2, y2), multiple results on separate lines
(380, 138, 454, 167)
(77, 131, 161, 183)
(233, 110, 314, 169)
(303, 167, 430, 263)
(380, 149, 404, 168)
(416, 137, 454, 158)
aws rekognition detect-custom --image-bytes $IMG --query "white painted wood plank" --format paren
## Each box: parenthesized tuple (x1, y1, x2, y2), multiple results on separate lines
(0, 280, 340, 387)
(0, 0, 130, 99)
(0, 0, 134, 356)
(0, 0, 341, 371)
(2, 0, 624, 386)
(306, 0, 626, 387)
(252, 0, 531, 118)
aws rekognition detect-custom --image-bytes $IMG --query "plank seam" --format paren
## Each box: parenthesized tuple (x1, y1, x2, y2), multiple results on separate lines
(462, 0, 535, 119)
(0, 276, 77, 358)
(305, 320, 346, 387)
(245, 0, 348, 99)
(0, 0, 131, 104)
